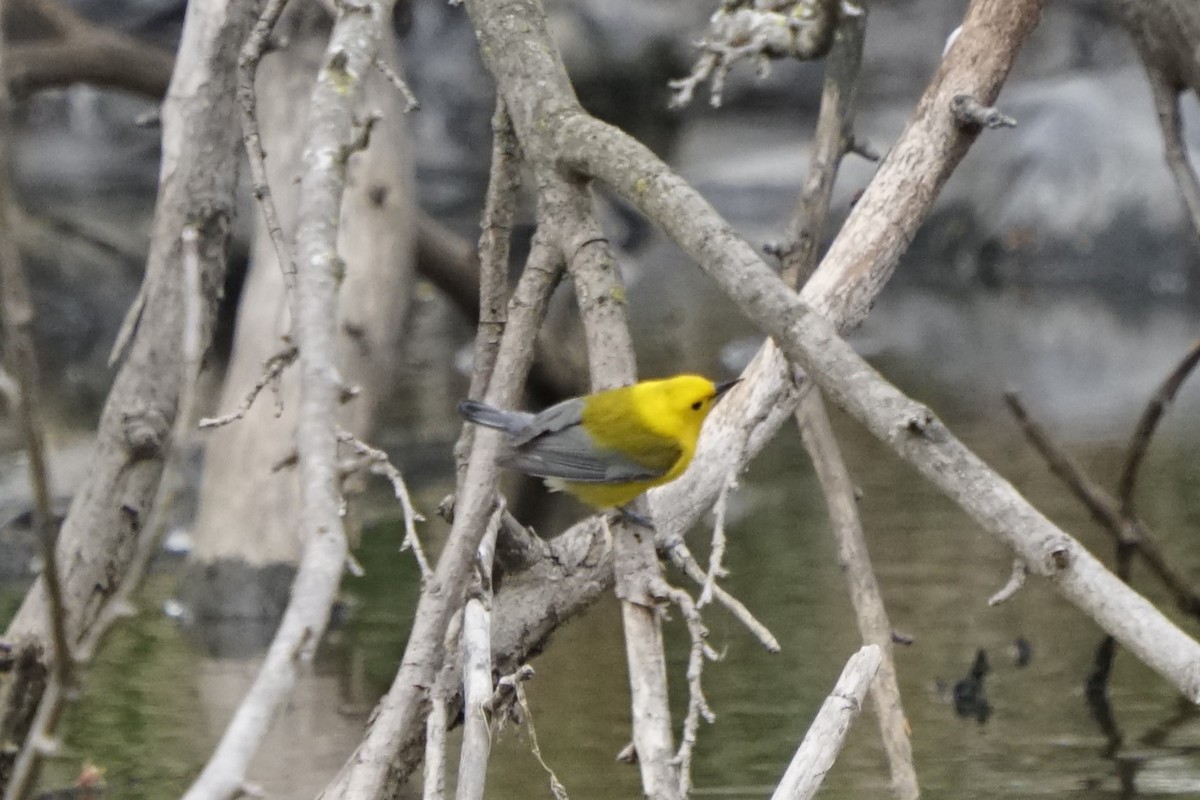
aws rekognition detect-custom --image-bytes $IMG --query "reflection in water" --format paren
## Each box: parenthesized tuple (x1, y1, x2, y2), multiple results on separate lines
(6, 288, 1200, 799)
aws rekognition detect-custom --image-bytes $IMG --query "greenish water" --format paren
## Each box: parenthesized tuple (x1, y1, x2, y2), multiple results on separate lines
(7, 289, 1200, 799)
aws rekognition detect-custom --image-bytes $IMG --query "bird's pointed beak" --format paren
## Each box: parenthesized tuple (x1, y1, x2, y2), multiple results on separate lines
(714, 378, 741, 400)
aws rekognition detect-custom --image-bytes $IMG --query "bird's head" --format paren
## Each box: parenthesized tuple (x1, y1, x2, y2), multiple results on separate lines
(644, 374, 740, 439)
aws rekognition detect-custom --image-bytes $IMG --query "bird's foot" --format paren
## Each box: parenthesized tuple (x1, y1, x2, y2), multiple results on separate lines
(612, 506, 654, 529)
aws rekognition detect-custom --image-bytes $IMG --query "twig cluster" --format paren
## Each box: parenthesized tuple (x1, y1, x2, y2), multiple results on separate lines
(670, 0, 842, 108)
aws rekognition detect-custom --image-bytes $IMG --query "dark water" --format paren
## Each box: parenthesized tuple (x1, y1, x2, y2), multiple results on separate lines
(7, 286, 1200, 799)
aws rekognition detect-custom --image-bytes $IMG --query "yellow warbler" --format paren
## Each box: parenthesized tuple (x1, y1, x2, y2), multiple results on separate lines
(458, 374, 739, 509)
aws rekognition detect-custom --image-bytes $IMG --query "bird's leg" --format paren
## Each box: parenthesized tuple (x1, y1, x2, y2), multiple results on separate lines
(612, 505, 654, 529)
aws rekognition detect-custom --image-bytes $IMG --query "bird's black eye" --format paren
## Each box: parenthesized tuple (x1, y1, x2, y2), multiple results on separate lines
(691, 400, 703, 411)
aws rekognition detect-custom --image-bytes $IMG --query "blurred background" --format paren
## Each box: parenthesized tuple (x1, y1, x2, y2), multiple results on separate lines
(3, 0, 1200, 797)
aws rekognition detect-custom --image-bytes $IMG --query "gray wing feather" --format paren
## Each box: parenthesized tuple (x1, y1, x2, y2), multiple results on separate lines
(501, 428, 666, 482)
(503, 400, 668, 483)
(457, 399, 534, 433)
(509, 397, 585, 445)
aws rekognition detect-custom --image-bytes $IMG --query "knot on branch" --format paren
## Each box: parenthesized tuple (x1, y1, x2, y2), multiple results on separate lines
(1046, 544, 1071, 573)
(121, 406, 171, 460)
(950, 94, 1017, 131)
(902, 407, 934, 435)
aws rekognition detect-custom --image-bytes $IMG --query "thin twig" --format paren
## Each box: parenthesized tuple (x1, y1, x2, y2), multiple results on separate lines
(776, 1, 867, 286)
(654, 580, 716, 797)
(424, 611, 463, 800)
(238, 0, 297, 297)
(422, 669, 452, 800)
(1145, 66, 1200, 241)
(1004, 391, 1200, 618)
(663, 536, 780, 653)
(513, 679, 570, 800)
(0, 22, 74, 790)
(0, 14, 68, 686)
(1117, 337, 1200, 517)
(338, 429, 431, 581)
(988, 558, 1028, 606)
(697, 475, 734, 608)
(373, 54, 419, 112)
(198, 344, 298, 428)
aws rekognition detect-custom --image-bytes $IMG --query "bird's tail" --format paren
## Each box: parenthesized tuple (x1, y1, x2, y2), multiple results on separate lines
(457, 399, 528, 433)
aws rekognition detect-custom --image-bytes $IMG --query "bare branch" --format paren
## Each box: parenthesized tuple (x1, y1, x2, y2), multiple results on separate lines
(454, 98, 521, 475)
(1004, 391, 1200, 618)
(5, 0, 175, 98)
(663, 536, 780, 652)
(566, 93, 1200, 707)
(373, 54, 419, 112)
(423, 614, 462, 800)
(1099, 0, 1200, 250)
(181, 2, 394, 797)
(198, 345, 298, 428)
(779, 10, 916, 792)
(2, 0, 253, 783)
(654, 580, 716, 797)
(775, 2, 867, 286)
(454, 503, 504, 800)
(5, 223, 208, 800)
(0, 12, 67, 688)
(1117, 337, 1200, 516)
(771, 644, 882, 800)
(558, 176, 680, 796)
(319, 230, 566, 800)
(696, 476, 733, 609)
(339, 430, 431, 581)
(796, 394, 918, 798)
(559, 267, 686, 793)
(238, 0, 298, 298)
(0, 33, 70, 786)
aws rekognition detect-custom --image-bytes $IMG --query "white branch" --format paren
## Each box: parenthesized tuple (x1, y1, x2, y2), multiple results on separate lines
(455, 504, 504, 800)
(771, 644, 882, 800)
(180, 2, 392, 797)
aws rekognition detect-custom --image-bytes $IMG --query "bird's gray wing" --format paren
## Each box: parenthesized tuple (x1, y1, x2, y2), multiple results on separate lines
(507, 397, 585, 446)
(502, 402, 675, 483)
(457, 399, 535, 433)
